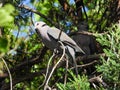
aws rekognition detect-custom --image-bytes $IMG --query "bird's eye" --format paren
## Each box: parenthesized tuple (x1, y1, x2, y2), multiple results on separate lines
(36, 23, 39, 26)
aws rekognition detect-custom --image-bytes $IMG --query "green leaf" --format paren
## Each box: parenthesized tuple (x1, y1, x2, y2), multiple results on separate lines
(0, 37, 9, 52)
(3, 4, 15, 13)
(0, 4, 15, 27)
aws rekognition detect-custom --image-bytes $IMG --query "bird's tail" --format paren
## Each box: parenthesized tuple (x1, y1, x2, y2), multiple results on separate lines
(76, 45, 85, 54)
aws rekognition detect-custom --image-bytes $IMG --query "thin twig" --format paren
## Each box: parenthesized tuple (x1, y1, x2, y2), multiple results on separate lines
(70, 60, 98, 69)
(44, 41, 65, 87)
(1, 58, 12, 90)
(15, 23, 20, 41)
(82, 1, 88, 21)
(30, 12, 35, 26)
(64, 57, 68, 86)
(38, 53, 55, 89)
(69, 30, 109, 36)
(89, 75, 108, 88)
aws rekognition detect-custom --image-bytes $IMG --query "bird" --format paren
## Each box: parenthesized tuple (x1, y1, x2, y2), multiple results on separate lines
(72, 21, 97, 55)
(35, 21, 85, 75)
(71, 21, 97, 75)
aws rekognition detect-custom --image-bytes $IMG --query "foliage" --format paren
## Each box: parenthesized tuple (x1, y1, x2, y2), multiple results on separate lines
(56, 71, 90, 90)
(0, 37, 9, 53)
(0, 0, 120, 90)
(96, 25, 120, 89)
(0, 4, 15, 27)
(0, 4, 15, 53)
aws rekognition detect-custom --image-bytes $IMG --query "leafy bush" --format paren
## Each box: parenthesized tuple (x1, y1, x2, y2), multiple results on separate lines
(96, 25, 120, 89)
(56, 71, 90, 90)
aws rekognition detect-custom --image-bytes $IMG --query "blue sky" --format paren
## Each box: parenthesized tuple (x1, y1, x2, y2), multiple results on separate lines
(70, 0, 75, 4)
(13, 0, 33, 38)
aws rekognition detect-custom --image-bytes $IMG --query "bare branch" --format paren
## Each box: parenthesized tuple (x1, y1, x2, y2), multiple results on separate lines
(89, 75, 108, 88)
(1, 58, 12, 90)
(58, 0, 70, 12)
(69, 31, 108, 36)
(76, 53, 105, 62)
(38, 52, 55, 88)
(45, 41, 66, 88)
(70, 60, 98, 69)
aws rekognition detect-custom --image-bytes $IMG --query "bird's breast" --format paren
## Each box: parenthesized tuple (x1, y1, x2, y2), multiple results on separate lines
(41, 34, 58, 51)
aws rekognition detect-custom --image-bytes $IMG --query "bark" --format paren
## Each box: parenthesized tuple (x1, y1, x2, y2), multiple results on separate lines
(58, 0, 70, 12)
(74, 0, 83, 21)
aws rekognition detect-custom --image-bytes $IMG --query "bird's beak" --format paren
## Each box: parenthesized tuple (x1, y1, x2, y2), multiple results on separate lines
(35, 28, 39, 34)
(35, 28, 37, 32)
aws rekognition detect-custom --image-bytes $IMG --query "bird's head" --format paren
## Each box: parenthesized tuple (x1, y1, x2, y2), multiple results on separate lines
(35, 21, 47, 31)
(35, 21, 48, 35)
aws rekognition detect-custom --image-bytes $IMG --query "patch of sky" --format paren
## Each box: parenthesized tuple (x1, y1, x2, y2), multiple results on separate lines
(66, 22, 72, 27)
(69, 0, 75, 5)
(21, 0, 34, 8)
(12, 25, 34, 38)
(82, 6, 88, 12)
(66, 21, 72, 34)
(69, 0, 88, 12)
(13, 0, 35, 38)
(12, 26, 29, 37)
(54, 2, 59, 7)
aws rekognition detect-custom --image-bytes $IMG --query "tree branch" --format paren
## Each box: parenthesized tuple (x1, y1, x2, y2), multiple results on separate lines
(1, 71, 44, 90)
(58, 0, 70, 12)
(69, 30, 109, 37)
(70, 60, 98, 70)
(89, 75, 108, 88)
(74, 0, 83, 20)
(10, 46, 48, 73)
(18, 5, 59, 28)
(76, 53, 105, 62)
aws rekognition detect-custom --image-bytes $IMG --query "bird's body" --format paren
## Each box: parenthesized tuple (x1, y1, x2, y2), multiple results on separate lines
(37, 25, 57, 50)
(35, 21, 85, 55)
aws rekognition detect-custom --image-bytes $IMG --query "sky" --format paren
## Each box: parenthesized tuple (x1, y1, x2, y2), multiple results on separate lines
(13, 0, 33, 38)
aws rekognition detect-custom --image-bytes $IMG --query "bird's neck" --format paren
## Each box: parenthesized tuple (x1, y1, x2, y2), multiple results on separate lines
(40, 26, 49, 38)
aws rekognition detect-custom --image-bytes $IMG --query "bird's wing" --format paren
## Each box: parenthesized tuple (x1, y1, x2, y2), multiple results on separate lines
(47, 27, 76, 45)
(47, 27, 85, 54)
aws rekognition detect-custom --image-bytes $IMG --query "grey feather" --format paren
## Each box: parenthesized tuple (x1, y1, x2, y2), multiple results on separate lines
(47, 27, 85, 54)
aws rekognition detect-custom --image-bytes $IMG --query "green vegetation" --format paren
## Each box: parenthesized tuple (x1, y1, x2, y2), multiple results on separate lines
(0, 0, 120, 90)
(96, 25, 120, 89)
(57, 71, 91, 90)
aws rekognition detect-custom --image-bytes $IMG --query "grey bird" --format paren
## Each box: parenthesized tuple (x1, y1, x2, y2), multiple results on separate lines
(35, 21, 85, 75)
(72, 21, 97, 55)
